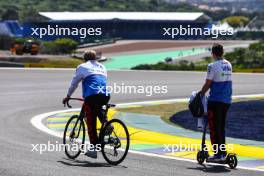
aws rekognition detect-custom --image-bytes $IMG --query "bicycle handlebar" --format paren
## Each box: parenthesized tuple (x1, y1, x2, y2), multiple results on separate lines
(63, 97, 116, 109)
(64, 98, 84, 108)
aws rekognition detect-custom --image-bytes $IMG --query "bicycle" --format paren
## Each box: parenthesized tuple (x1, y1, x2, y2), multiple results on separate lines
(63, 98, 130, 165)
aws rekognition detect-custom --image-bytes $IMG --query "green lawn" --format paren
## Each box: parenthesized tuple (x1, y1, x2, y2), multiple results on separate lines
(104, 48, 207, 70)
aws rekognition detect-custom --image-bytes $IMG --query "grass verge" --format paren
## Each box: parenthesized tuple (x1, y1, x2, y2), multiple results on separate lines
(118, 103, 188, 126)
(24, 58, 82, 68)
(118, 98, 263, 126)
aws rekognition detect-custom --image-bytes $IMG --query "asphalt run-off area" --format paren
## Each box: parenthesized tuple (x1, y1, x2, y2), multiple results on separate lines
(1, 68, 264, 176)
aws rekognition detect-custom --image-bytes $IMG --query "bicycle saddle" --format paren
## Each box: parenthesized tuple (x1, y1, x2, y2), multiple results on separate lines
(107, 104, 116, 108)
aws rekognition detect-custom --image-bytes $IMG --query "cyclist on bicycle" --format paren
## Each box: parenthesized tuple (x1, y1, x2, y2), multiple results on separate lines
(63, 50, 110, 159)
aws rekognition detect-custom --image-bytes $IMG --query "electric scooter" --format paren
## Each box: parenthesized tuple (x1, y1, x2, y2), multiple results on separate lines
(196, 117, 238, 169)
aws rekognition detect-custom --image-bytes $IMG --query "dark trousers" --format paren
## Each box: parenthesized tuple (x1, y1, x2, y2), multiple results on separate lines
(207, 101, 230, 156)
(83, 94, 110, 145)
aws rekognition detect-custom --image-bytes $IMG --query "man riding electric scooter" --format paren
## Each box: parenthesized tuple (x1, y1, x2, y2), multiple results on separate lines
(199, 43, 233, 162)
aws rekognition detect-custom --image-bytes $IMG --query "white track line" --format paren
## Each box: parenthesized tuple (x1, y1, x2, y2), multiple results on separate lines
(0, 67, 75, 71)
(116, 94, 264, 107)
(31, 108, 80, 138)
(31, 94, 264, 172)
(1, 67, 264, 75)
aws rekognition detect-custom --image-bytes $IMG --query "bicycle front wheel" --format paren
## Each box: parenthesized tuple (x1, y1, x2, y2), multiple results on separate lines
(63, 115, 85, 159)
(100, 119, 130, 165)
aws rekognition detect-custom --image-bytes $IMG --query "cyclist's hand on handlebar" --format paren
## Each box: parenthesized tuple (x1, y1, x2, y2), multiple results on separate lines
(62, 96, 70, 106)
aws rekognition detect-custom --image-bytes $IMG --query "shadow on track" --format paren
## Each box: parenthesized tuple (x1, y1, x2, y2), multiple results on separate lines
(57, 157, 127, 168)
(187, 164, 233, 173)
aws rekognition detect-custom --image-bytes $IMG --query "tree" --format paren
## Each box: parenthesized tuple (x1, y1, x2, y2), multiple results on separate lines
(249, 40, 264, 51)
(98, 0, 107, 7)
(203, 56, 212, 63)
(19, 4, 43, 23)
(43, 38, 78, 54)
(1, 5, 19, 20)
(222, 16, 250, 28)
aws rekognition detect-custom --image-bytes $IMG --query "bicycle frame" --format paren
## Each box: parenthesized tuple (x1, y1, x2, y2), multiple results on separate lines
(65, 98, 112, 141)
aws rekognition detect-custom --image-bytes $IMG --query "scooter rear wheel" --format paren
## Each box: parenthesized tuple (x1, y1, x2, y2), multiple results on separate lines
(227, 154, 238, 169)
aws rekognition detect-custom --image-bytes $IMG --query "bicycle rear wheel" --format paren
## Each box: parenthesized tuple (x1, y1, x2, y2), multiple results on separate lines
(63, 115, 85, 159)
(100, 119, 130, 165)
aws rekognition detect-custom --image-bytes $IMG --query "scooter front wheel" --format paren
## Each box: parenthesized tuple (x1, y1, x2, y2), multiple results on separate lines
(197, 151, 207, 164)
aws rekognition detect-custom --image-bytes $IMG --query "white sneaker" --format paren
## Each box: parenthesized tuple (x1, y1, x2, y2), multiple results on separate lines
(84, 150, 97, 159)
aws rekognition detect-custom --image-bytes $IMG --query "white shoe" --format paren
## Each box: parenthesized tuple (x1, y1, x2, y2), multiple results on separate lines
(84, 150, 97, 159)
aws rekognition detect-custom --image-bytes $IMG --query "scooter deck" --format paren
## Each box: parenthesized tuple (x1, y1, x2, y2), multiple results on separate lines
(206, 159, 227, 164)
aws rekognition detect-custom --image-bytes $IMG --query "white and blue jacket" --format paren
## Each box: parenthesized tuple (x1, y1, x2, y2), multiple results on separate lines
(67, 60, 108, 98)
(206, 59, 232, 104)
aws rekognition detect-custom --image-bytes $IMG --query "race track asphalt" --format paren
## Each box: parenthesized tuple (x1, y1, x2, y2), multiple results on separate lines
(0, 68, 263, 176)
